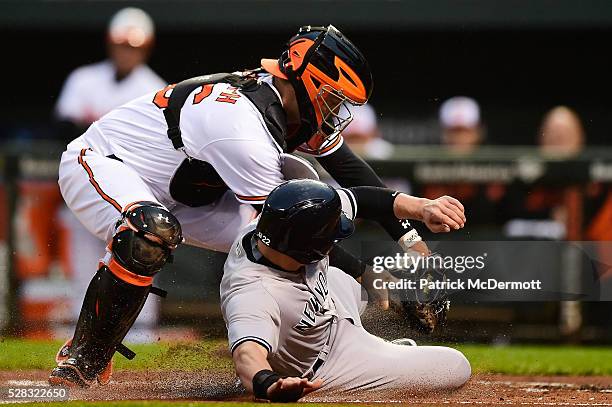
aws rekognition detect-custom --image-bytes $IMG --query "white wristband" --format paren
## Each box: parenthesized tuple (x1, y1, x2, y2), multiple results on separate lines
(398, 229, 422, 252)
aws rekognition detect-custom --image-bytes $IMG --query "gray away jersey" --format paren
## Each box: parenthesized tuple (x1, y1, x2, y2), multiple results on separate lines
(220, 189, 364, 377)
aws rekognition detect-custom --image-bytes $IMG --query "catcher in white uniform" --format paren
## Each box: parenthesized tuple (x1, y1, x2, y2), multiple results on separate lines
(54, 7, 164, 335)
(49, 25, 467, 388)
(222, 179, 470, 402)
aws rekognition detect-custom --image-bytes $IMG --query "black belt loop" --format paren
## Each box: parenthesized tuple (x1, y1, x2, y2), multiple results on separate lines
(311, 357, 325, 375)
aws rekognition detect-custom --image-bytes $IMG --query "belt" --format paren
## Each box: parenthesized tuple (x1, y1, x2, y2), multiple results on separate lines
(304, 320, 336, 379)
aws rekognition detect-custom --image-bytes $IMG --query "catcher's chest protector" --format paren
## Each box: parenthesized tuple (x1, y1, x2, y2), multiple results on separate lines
(164, 73, 288, 207)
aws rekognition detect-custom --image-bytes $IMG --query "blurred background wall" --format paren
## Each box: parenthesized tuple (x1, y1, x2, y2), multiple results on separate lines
(2, 0, 612, 144)
(1, 0, 611, 343)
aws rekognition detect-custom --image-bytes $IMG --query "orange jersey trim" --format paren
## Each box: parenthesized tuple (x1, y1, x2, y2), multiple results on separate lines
(122, 201, 143, 213)
(316, 136, 342, 155)
(107, 257, 153, 287)
(299, 135, 342, 156)
(78, 149, 122, 212)
(235, 194, 268, 202)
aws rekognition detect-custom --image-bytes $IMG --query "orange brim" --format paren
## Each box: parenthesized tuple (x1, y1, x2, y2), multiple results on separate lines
(261, 58, 288, 79)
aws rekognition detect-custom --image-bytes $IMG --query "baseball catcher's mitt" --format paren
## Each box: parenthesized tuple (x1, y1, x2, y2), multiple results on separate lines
(398, 299, 450, 334)
(389, 253, 451, 334)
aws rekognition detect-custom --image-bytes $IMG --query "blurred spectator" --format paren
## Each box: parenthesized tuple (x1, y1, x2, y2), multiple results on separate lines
(419, 96, 499, 230)
(55, 7, 164, 139)
(538, 106, 585, 157)
(342, 103, 394, 159)
(439, 96, 483, 154)
(500, 105, 612, 327)
(16, 7, 164, 341)
(341, 103, 409, 193)
(502, 106, 585, 240)
(500, 105, 608, 335)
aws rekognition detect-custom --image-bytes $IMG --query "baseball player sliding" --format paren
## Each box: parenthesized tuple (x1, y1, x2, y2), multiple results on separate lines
(222, 179, 470, 402)
(49, 25, 466, 388)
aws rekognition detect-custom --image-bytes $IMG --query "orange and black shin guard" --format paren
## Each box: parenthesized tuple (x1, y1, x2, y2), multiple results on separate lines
(64, 202, 181, 378)
(67, 264, 151, 379)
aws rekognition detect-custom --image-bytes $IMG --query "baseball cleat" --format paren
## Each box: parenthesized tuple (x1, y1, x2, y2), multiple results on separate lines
(96, 360, 113, 385)
(51, 340, 114, 387)
(49, 360, 95, 388)
(391, 338, 418, 346)
(55, 339, 72, 364)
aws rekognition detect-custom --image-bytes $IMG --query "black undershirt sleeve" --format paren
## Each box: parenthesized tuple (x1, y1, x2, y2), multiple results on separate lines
(348, 186, 415, 241)
(316, 143, 416, 241)
(330, 187, 421, 279)
(378, 216, 417, 242)
(316, 142, 384, 188)
(348, 186, 397, 220)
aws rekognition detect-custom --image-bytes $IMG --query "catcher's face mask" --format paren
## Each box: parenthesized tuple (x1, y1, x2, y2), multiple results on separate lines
(261, 25, 373, 153)
(314, 84, 354, 141)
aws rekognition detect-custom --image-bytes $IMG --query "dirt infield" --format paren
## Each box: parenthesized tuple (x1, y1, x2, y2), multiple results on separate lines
(1, 370, 610, 406)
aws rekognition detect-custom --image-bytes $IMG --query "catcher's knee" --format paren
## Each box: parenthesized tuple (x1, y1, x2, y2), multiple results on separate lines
(109, 202, 183, 278)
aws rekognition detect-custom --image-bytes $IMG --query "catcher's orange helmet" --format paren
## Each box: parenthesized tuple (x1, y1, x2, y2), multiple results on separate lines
(261, 25, 373, 153)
